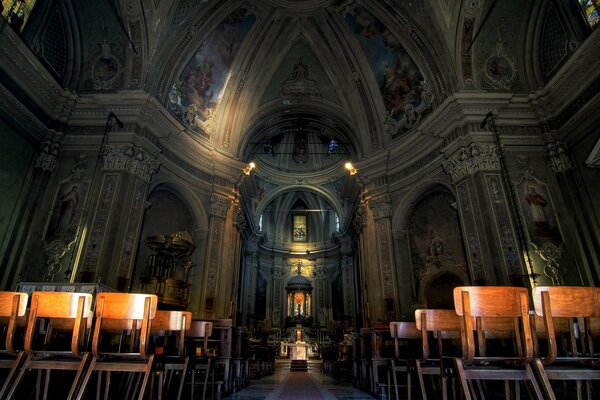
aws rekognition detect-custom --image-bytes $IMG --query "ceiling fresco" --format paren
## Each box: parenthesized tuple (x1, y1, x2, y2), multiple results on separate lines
(344, 4, 434, 137)
(167, 7, 256, 137)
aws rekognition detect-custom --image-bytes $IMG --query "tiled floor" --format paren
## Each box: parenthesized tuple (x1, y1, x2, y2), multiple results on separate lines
(229, 360, 375, 400)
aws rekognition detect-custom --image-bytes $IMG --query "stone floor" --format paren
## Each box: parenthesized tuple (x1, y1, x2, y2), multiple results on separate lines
(228, 360, 375, 400)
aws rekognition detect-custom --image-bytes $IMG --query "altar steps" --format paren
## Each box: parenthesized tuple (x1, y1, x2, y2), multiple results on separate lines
(290, 359, 308, 371)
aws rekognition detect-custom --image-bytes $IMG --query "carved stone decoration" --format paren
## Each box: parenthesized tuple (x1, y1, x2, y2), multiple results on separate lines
(34, 130, 63, 171)
(353, 205, 367, 233)
(485, 175, 521, 275)
(457, 182, 484, 281)
(443, 144, 500, 182)
(368, 193, 392, 220)
(280, 57, 321, 99)
(531, 242, 563, 285)
(101, 145, 160, 182)
(482, 26, 517, 89)
(546, 141, 572, 173)
(43, 240, 74, 282)
(233, 203, 246, 232)
(117, 180, 146, 280)
(378, 221, 394, 299)
(206, 218, 223, 301)
(90, 30, 121, 90)
(209, 194, 231, 218)
(81, 174, 119, 275)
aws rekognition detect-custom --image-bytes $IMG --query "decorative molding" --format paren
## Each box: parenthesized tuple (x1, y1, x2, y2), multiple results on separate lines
(368, 193, 392, 220)
(81, 174, 119, 273)
(280, 58, 321, 99)
(442, 143, 500, 183)
(209, 194, 231, 218)
(206, 218, 223, 299)
(545, 140, 572, 173)
(34, 130, 63, 171)
(117, 180, 147, 279)
(457, 181, 484, 281)
(101, 145, 160, 182)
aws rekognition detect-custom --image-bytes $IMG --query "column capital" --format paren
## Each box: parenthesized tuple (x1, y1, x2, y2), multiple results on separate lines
(209, 194, 231, 218)
(101, 144, 160, 182)
(546, 140, 572, 173)
(442, 143, 500, 183)
(368, 193, 392, 220)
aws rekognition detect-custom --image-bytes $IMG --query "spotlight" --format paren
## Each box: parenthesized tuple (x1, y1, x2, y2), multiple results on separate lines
(344, 162, 357, 175)
(243, 162, 256, 175)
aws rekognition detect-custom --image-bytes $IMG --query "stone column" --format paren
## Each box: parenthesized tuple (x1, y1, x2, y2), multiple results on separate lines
(392, 229, 413, 320)
(443, 140, 526, 285)
(368, 193, 397, 322)
(272, 267, 285, 329)
(76, 142, 159, 290)
(1, 130, 64, 289)
(313, 266, 327, 328)
(241, 249, 258, 327)
(353, 204, 369, 325)
(200, 193, 241, 319)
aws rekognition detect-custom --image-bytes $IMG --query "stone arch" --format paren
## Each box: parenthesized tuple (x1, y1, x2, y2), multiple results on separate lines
(417, 269, 469, 310)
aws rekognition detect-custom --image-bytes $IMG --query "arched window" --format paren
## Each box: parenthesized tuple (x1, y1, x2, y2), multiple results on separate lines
(1, 0, 38, 33)
(576, 0, 599, 28)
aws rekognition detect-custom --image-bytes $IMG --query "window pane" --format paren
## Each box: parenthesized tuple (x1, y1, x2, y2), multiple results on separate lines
(293, 215, 307, 241)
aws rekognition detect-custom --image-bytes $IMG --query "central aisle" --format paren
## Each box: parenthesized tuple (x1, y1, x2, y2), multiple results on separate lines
(229, 360, 375, 400)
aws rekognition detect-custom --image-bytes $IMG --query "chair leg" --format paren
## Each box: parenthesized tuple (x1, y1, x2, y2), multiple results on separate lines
(452, 359, 473, 400)
(6, 354, 32, 400)
(530, 359, 556, 400)
(177, 358, 189, 400)
(0, 352, 26, 399)
(524, 363, 545, 400)
(136, 354, 155, 400)
(75, 357, 97, 400)
(414, 361, 428, 400)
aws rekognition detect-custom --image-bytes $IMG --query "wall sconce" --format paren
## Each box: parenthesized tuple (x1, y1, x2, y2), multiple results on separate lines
(344, 161, 357, 175)
(243, 161, 256, 175)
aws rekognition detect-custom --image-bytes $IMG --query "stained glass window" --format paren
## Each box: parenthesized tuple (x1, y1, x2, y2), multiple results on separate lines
(1, 0, 38, 33)
(577, 0, 599, 28)
(293, 215, 307, 242)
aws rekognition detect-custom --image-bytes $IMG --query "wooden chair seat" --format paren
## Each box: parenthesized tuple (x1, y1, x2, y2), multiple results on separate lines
(7, 291, 93, 400)
(531, 286, 600, 400)
(75, 292, 158, 400)
(0, 292, 28, 399)
(446, 286, 546, 400)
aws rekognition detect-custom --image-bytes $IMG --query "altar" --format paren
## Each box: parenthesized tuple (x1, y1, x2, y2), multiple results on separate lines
(284, 342, 309, 360)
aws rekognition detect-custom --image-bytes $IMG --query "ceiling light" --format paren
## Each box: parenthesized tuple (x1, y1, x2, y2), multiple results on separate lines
(243, 162, 256, 175)
(344, 162, 357, 175)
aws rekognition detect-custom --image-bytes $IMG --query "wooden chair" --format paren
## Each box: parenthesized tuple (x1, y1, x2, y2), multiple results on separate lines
(530, 286, 600, 400)
(444, 286, 546, 400)
(413, 309, 462, 400)
(0, 292, 28, 399)
(7, 291, 93, 400)
(388, 321, 422, 400)
(75, 293, 157, 400)
(184, 320, 213, 400)
(149, 310, 192, 400)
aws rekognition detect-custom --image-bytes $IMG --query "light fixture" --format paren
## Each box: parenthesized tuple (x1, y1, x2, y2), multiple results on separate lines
(243, 161, 256, 175)
(344, 161, 357, 175)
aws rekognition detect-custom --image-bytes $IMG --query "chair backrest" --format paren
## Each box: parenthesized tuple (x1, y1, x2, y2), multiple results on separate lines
(389, 321, 421, 359)
(185, 320, 213, 358)
(532, 286, 600, 363)
(0, 292, 28, 355)
(93, 293, 158, 359)
(453, 286, 533, 364)
(25, 291, 93, 357)
(150, 310, 192, 358)
(415, 309, 461, 361)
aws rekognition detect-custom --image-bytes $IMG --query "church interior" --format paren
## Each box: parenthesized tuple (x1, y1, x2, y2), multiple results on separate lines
(1, 0, 599, 399)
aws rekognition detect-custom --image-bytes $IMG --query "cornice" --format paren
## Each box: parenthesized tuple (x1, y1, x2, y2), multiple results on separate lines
(0, 23, 76, 123)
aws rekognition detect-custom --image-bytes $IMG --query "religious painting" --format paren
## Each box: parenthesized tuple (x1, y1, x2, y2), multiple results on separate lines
(167, 8, 256, 136)
(517, 180, 562, 247)
(292, 214, 307, 242)
(344, 5, 431, 135)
